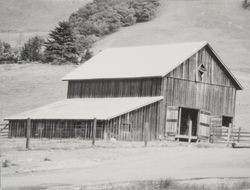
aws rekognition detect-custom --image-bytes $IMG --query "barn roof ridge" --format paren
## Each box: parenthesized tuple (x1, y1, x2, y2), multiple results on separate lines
(62, 41, 242, 90)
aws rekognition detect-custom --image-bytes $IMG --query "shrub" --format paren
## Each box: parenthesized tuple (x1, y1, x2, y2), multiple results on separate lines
(0, 41, 18, 64)
(43, 0, 160, 64)
(132, 0, 160, 22)
(20, 36, 44, 62)
(242, 0, 250, 8)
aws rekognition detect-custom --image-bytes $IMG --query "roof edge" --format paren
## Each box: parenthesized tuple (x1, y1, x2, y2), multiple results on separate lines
(106, 96, 163, 120)
(206, 43, 243, 90)
(162, 41, 208, 77)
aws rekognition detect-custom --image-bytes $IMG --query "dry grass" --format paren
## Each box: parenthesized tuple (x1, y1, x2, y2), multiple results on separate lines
(92, 179, 250, 190)
(5, 179, 250, 190)
(0, 63, 75, 122)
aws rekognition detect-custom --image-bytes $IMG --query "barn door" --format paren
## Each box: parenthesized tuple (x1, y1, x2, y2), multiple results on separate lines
(210, 116, 223, 139)
(198, 110, 211, 137)
(165, 106, 179, 136)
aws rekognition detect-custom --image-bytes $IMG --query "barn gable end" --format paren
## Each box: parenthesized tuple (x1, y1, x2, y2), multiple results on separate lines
(166, 45, 240, 89)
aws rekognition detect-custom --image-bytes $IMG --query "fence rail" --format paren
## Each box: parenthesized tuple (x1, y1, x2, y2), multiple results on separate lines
(0, 123, 9, 138)
(210, 126, 250, 146)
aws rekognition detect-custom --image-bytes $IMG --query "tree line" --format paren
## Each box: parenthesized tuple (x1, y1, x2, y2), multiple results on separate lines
(0, 0, 160, 65)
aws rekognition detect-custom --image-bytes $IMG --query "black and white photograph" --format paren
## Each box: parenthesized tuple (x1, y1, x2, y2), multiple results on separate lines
(0, 0, 250, 189)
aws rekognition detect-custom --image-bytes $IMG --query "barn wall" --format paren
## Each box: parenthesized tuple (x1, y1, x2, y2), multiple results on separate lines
(167, 46, 235, 88)
(105, 101, 161, 141)
(9, 120, 105, 139)
(67, 78, 162, 98)
(8, 102, 161, 140)
(163, 77, 236, 116)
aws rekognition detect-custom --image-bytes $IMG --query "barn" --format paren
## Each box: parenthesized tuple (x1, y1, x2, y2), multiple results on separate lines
(6, 41, 243, 141)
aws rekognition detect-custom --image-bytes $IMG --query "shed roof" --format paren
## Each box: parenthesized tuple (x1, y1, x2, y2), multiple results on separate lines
(63, 41, 208, 81)
(5, 97, 163, 120)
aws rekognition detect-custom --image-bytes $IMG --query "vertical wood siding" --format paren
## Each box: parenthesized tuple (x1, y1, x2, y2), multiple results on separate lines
(9, 120, 105, 139)
(8, 102, 161, 141)
(163, 77, 236, 117)
(67, 78, 162, 98)
(167, 46, 235, 88)
(105, 101, 161, 141)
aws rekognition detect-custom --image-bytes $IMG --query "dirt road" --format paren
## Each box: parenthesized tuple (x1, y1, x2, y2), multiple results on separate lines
(2, 146, 250, 188)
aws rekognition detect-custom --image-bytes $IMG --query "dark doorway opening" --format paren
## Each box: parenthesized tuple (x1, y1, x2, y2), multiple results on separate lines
(179, 108, 199, 136)
(222, 116, 233, 127)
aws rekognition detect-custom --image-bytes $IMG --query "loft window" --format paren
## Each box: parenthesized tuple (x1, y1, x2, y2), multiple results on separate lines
(196, 64, 207, 81)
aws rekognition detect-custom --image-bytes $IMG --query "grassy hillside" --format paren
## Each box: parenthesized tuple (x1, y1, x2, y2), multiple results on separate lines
(92, 0, 250, 128)
(1, 0, 250, 128)
(0, 64, 75, 121)
(0, 0, 90, 47)
(0, 0, 91, 32)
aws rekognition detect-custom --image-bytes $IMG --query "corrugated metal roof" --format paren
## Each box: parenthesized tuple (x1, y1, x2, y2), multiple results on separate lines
(5, 97, 163, 120)
(62, 41, 208, 80)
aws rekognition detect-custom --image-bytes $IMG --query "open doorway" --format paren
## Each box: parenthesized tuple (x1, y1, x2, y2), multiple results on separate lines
(222, 116, 233, 127)
(179, 107, 199, 136)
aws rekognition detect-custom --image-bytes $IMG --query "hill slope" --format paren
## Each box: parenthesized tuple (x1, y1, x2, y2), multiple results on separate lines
(1, 0, 250, 128)
(0, 0, 90, 32)
(92, 0, 250, 128)
(0, 0, 90, 47)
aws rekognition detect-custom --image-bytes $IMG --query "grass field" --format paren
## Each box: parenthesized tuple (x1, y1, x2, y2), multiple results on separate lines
(0, 64, 75, 122)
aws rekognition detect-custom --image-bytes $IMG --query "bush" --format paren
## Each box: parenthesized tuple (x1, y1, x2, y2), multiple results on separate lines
(132, 0, 160, 22)
(20, 36, 44, 62)
(42, 0, 160, 64)
(68, 0, 160, 58)
(242, 0, 250, 8)
(0, 41, 18, 64)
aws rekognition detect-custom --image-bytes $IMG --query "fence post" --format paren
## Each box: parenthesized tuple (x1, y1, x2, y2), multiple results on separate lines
(26, 118, 31, 149)
(237, 127, 241, 143)
(144, 122, 149, 147)
(92, 118, 97, 146)
(227, 124, 232, 147)
(0, 136, 2, 189)
(188, 120, 192, 144)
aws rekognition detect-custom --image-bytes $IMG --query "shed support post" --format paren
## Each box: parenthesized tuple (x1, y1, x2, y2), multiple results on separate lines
(144, 122, 149, 147)
(26, 118, 31, 149)
(92, 118, 97, 146)
(188, 120, 192, 144)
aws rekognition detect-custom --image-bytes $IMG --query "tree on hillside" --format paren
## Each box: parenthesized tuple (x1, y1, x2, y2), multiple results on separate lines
(242, 0, 250, 8)
(0, 41, 18, 64)
(44, 21, 78, 64)
(21, 36, 44, 62)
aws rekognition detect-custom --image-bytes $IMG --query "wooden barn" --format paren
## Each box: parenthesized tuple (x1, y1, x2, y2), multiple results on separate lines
(6, 41, 243, 141)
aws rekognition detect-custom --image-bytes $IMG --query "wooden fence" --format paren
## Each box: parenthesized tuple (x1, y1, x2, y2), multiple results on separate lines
(210, 126, 250, 146)
(0, 123, 9, 138)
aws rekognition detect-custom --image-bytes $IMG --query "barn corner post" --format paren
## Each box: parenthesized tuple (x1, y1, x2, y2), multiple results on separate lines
(92, 118, 97, 146)
(26, 117, 31, 150)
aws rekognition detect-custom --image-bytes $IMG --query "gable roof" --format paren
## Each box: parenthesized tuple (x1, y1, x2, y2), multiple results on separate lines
(62, 41, 243, 90)
(5, 97, 163, 120)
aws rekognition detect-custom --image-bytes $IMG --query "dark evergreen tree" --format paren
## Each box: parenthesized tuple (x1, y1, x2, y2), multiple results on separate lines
(44, 21, 78, 64)
(21, 36, 44, 62)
